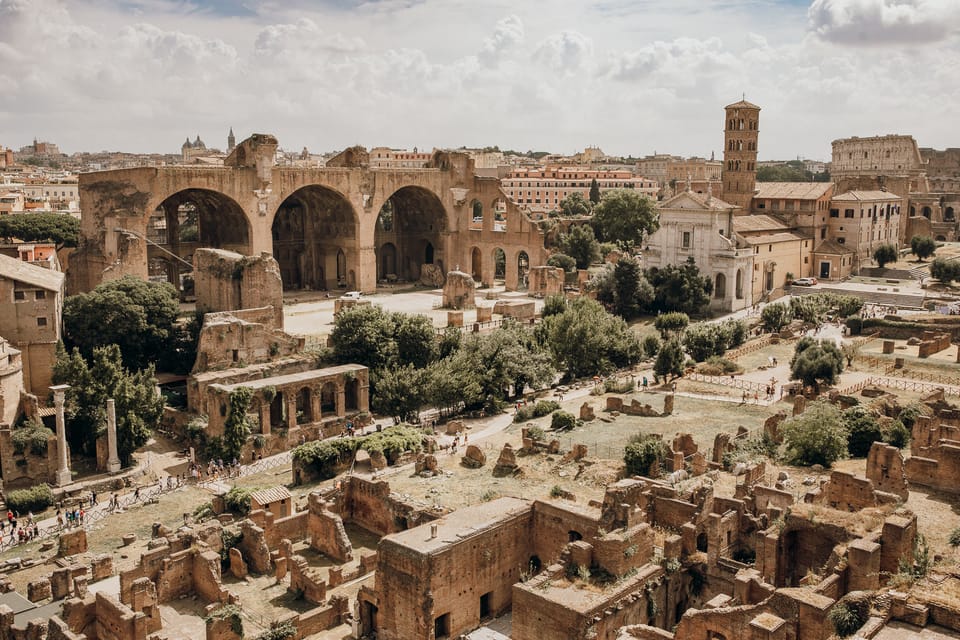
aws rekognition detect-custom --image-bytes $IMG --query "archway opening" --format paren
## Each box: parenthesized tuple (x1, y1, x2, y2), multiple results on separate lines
(272, 185, 357, 291)
(714, 273, 726, 299)
(471, 247, 482, 281)
(375, 186, 447, 283)
(151, 188, 251, 298)
(946, 207, 955, 221)
(321, 382, 337, 417)
(379, 243, 398, 281)
(270, 392, 286, 430)
(296, 388, 311, 425)
(518, 251, 530, 290)
(345, 378, 359, 411)
(922, 206, 932, 219)
(493, 248, 506, 281)
(735, 269, 744, 299)
(470, 199, 484, 230)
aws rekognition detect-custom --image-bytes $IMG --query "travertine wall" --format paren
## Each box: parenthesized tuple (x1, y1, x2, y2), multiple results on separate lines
(193, 249, 284, 330)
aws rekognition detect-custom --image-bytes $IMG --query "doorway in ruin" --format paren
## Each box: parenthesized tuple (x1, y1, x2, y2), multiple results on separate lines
(270, 392, 286, 430)
(360, 602, 378, 636)
(471, 247, 482, 281)
(375, 186, 447, 282)
(296, 388, 311, 424)
(272, 185, 358, 290)
(150, 189, 251, 297)
(479, 592, 492, 619)
(493, 248, 506, 281)
(320, 382, 336, 416)
(434, 613, 450, 639)
(345, 378, 359, 411)
(777, 527, 844, 587)
(517, 251, 530, 290)
(379, 242, 398, 281)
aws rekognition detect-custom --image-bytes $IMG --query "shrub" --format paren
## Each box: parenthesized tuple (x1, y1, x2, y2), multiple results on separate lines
(6, 483, 54, 514)
(533, 400, 561, 417)
(546, 253, 577, 273)
(761, 302, 791, 332)
(884, 420, 910, 449)
(949, 527, 960, 549)
(223, 486, 256, 515)
(696, 356, 742, 376)
(829, 601, 867, 638)
(842, 406, 883, 458)
(654, 312, 689, 337)
(528, 425, 546, 441)
(845, 315, 863, 335)
(11, 420, 53, 456)
(624, 434, 670, 478)
(781, 401, 848, 467)
(550, 485, 565, 498)
(898, 402, 924, 430)
(604, 378, 636, 394)
(252, 621, 297, 640)
(550, 411, 577, 431)
(641, 334, 661, 358)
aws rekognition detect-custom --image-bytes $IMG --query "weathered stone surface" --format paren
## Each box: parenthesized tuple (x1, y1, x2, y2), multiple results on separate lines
(580, 403, 595, 421)
(229, 547, 248, 579)
(27, 578, 51, 602)
(414, 453, 439, 476)
(442, 270, 476, 309)
(59, 529, 87, 557)
(461, 445, 486, 468)
(493, 443, 519, 476)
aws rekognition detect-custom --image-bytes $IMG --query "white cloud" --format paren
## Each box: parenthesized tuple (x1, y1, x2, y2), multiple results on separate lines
(478, 14, 524, 68)
(808, 0, 960, 45)
(0, 0, 957, 160)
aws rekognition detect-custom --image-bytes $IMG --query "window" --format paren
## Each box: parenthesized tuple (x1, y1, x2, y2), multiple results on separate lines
(37, 317, 47, 327)
(844, 209, 854, 218)
(35, 290, 46, 300)
(13, 290, 25, 301)
(830, 209, 839, 218)
(804, 256, 809, 263)
(682, 231, 691, 249)
(837, 238, 845, 244)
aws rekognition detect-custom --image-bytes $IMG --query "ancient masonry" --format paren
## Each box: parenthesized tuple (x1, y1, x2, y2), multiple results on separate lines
(71, 136, 548, 296)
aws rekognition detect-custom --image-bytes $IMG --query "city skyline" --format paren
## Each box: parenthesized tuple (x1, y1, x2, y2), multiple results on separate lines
(1, 0, 958, 159)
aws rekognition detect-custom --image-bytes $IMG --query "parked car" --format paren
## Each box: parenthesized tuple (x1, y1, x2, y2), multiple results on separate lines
(341, 291, 362, 300)
(792, 277, 818, 286)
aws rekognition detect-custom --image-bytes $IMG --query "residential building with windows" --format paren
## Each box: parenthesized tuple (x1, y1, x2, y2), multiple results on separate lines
(500, 167, 658, 215)
(825, 190, 902, 272)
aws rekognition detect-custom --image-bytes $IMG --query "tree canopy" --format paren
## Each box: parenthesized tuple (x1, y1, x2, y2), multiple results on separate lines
(873, 244, 898, 269)
(330, 305, 437, 372)
(0, 212, 79, 249)
(781, 400, 847, 467)
(558, 223, 601, 268)
(911, 235, 936, 261)
(645, 257, 712, 315)
(930, 257, 960, 283)
(589, 178, 601, 205)
(588, 255, 654, 319)
(536, 297, 641, 378)
(559, 192, 592, 218)
(591, 189, 659, 247)
(63, 276, 182, 372)
(52, 344, 163, 466)
(789, 337, 844, 392)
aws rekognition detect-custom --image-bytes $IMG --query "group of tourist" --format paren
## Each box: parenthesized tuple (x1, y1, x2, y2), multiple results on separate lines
(1, 510, 40, 545)
(56, 506, 86, 529)
(189, 458, 241, 483)
(863, 303, 897, 319)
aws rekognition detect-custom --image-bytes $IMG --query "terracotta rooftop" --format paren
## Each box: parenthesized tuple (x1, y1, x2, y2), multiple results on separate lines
(753, 182, 833, 200)
(250, 486, 292, 506)
(743, 231, 809, 245)
(726, 99, 761, 110)
(734, 214, 791, 233)
(814, 239, 855, 255)
(832, 190, 903, 202)
(0, 252, 64, 291)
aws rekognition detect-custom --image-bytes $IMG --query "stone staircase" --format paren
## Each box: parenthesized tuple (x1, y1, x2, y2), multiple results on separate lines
(791, 285, 926, 310)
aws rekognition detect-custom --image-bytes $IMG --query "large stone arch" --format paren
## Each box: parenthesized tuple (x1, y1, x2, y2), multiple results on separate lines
(374, 186, 448, 283)
(148, 188, 252, 295)
(270, 184, 359, 290)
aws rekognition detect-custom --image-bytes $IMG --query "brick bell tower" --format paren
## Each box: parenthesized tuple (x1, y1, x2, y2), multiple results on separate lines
(722, 98, 761, 212)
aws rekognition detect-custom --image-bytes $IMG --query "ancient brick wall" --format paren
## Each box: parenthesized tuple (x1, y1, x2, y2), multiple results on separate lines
(531, 500, 600, 567)
(95, 592, 148, 640)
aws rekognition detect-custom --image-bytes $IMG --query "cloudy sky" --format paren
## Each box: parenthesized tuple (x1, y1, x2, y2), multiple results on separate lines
(0, 0, 957, 160)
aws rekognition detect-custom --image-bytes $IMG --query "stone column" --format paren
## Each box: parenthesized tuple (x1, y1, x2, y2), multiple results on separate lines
(106, 398, 121, 473)
(286, 393, 297, 430)
(51, 384, 72, 486)
(336, 383, 346, 417)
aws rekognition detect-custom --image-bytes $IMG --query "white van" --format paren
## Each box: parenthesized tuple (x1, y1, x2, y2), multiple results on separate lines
(341, 291, 362, 300)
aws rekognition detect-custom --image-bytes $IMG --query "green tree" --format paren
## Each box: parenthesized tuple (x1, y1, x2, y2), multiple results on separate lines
(761, 302, 791, 332)
(624, 434, 670, 477)
(373, 365, 429, 423)
(781, 400, 848, 467)
(654, 338, 684, 381)
(559, 192, 592, 217)
(541, 294, 567, 318)
(0, 212, 79, 249)
(842, 406, 883, 457)
(223, 387, 254, 460)
(682, 321, 744, 362)
(558, 224, 601, 268)
(789, 337, 844, 392)
(873, 243, 898, 268)
(910, 235, 936, 261)
(645, 257, 712, 315)
(63, 276, 180, 372)
(330, 305, 399, 371)
(425, 355, 484, 415)
(588, 258, 654, 319)
(52, 344, 163, 466)
(536, 297, 641, 378)
(589, 178, 601, 205)
(654, 311, 690, 338)
(392, 313, 437, 369)
(930, 257, 960, 283)
(641, 334, 661, 358)
(459, 321, 555, 401)
(546, 253, 577, 273)
(591, 190, 659, 247)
